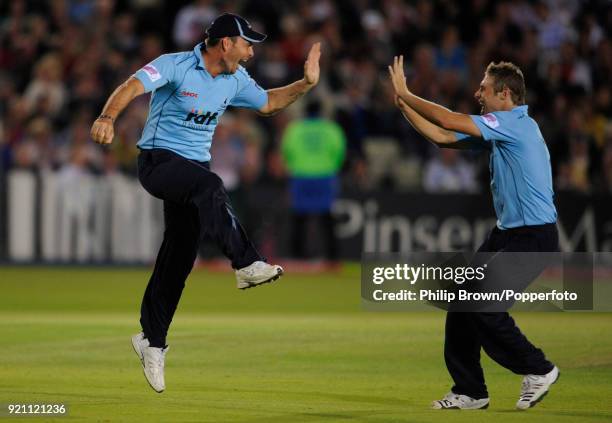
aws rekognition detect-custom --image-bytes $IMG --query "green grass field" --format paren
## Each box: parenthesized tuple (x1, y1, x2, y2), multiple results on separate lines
(1, 265, 611, 422)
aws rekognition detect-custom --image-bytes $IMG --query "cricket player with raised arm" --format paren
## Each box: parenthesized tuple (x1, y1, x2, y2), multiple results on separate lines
(389, 56, 560, 410)
(90, 13, 321, 393)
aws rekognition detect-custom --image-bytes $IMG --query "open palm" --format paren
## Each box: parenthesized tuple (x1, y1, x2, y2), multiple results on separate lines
(304, 42, 321, 86)
(388, 55, 410, 98)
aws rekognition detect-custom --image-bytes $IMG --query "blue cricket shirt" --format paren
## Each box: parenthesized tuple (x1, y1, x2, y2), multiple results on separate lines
(133, 42, 268, 162)
(456, 105, 557, 229)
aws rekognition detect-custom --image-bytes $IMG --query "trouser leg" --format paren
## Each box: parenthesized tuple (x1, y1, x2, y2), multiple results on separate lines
(444, 225, 557, 396)
(190, 170, 261, 268)
(474, 226, 555, 375)
(138, 149, 262, 270)
(140, 201, 199, 347)
(137, 149, 263, 346)
(476, 312, 554, 375)
(445, 312, 489, 399)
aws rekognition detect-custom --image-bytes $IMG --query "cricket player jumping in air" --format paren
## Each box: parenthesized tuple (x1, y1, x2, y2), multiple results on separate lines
(91, 13, 321, 393)
(389, 56, 559, 410)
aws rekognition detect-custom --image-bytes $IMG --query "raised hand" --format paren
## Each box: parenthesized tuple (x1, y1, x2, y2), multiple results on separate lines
(388, 55, 410, 99)
(303, 42, 321, 86)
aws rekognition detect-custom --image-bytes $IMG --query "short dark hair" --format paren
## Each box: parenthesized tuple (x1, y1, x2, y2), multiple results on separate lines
(205, 36, 238, 48)
(485, 61, 526, 105)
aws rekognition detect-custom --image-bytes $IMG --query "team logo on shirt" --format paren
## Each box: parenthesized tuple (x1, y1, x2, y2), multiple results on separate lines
(180, 91, 198, 98)
(142, 64, 161, 82)
(481, 113, 499, 129)
(184, 109, 218, 125)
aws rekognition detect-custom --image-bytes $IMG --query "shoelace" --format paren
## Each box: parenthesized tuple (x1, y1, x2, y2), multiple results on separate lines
(520, 376, 545, 400)
(439, 399, 456, 407)
(437, 395, 465, 407)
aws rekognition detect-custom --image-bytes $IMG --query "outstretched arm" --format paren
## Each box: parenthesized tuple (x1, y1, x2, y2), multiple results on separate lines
(395, 96, 470, 149)
(258, 42, 321, 116)
(388, 55, 481, 137)
(395, 95, 474, 150)
(90, 76, 145, 144)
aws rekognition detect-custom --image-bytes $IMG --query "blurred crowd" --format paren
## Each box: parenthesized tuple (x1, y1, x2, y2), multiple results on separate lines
(1, 0, 611, 194)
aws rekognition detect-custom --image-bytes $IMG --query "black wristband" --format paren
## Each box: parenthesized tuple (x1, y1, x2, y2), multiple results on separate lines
(98, 114, 115, 122)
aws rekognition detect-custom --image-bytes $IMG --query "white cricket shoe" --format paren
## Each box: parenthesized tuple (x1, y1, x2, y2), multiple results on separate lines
(236, 261, 283, 290)
(516, 366, 560, 409)
(131, 332, 168, 393)
(432, 392, 490, 409)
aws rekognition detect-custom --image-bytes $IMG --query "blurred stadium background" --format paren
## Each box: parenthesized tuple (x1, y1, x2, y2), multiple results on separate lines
(1, 2, 612, 421)
(0, 0, 611, 264)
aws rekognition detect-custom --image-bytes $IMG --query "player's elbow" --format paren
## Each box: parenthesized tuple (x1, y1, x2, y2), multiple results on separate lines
(432, 138, 454, 148)
(257, 102, 277, 117)
(430, 127, 457, 147)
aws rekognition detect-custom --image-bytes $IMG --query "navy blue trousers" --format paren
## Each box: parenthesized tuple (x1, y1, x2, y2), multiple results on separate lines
(445, 224, 558, 399)
(137, 148, 262, 347)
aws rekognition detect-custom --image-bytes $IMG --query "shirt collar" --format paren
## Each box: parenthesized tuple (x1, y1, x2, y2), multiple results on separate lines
(193, 42, 206, 69)
(512, 105, 529, 116)
(193, 42, 230, 79)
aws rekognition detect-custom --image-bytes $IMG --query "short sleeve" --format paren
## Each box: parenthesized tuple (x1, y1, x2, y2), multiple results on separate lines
(230, 69, 268, 110)
(469, 112, 515, 143)
(134, 54, 177, 93)
(452, 131, 489, 150)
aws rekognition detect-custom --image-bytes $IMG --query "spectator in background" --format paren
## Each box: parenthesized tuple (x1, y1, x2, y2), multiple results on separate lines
(2, 99, 28, 165)
(361, 8, 393, 66)
(558, 40, 592, 93)
(231, 109, 266, 186)
(435, 26, 467, 84)
(212, 110, 265, 207)
(586, 86, 611, 149)
(22, 53, 67, 118)
(111, 13, 139, 53)
(13, 117, 56, 170)
(558, 137, 591, 192)
(139, 33, 164, 64)
(408, 44, 439, 100)
(173, 0, 217, 49)
(556, 109, 599, 193)
(535, 1, 572, 54)
(281, 99, 346, 261)
(55, 143, 96, 262)
(56, 118, 103, 172)
(257, 42, 291, 87)
(423, 149, 478, 193)
(279, 14, 307, 71)
(112, 103, 147, 175)
(0, 0, 609, 200)
(210, 113, 246, 196)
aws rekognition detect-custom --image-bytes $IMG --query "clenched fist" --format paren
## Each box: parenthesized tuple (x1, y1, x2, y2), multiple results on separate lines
(91, 116, 115, 144)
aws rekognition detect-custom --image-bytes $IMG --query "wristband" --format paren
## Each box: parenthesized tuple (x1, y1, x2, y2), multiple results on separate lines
(98, 114, 115, 122)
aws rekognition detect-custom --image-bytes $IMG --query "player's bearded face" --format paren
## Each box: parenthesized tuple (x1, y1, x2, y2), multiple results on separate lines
(223, 37, 254, 74)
